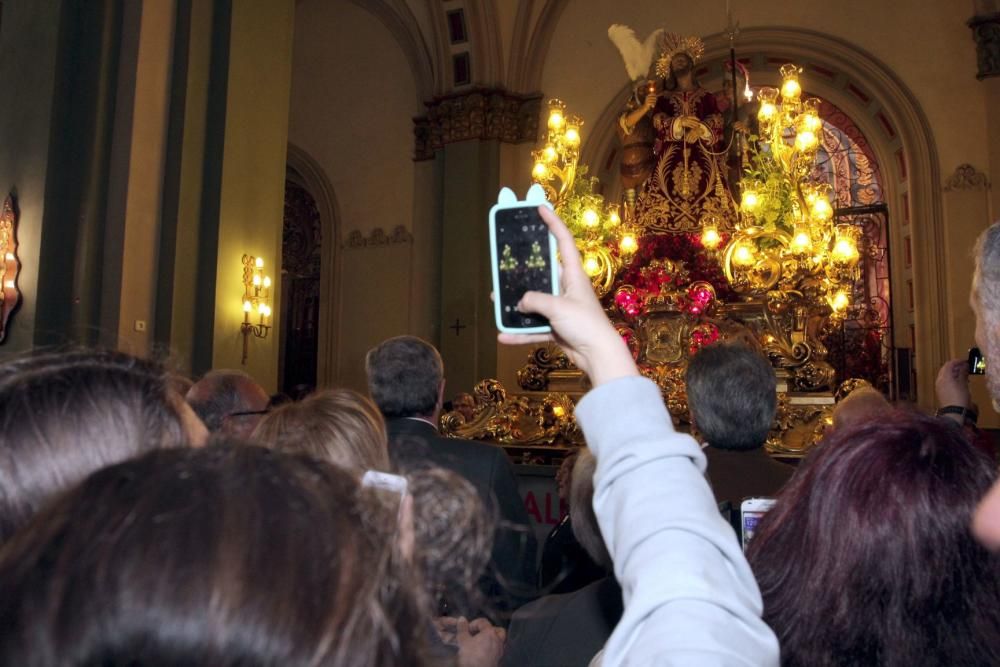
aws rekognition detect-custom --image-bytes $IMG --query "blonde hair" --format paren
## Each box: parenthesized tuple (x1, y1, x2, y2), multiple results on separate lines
(253, 388, 390, 472)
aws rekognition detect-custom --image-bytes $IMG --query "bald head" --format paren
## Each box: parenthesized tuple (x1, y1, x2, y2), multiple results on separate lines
(831, 387, 891, 432)
(186, 370, 269, 438)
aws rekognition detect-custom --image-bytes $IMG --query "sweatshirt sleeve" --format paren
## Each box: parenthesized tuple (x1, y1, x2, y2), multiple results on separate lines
(575, 376, 779, 666)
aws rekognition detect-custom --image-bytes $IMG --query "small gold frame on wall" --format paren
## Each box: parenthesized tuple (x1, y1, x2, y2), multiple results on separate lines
(0, 195, 22, 343)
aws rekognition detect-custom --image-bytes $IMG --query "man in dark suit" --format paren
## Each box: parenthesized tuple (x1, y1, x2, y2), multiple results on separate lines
(365, 335, 537, 618)
(502, 449, 621, 667)
(685, 343, 795, 509)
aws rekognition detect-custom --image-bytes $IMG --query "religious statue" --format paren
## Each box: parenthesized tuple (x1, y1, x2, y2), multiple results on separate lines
(615, 33, 734, 233)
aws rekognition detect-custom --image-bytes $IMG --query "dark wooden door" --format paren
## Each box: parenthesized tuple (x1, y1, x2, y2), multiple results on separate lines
(280, 179, 322, 397)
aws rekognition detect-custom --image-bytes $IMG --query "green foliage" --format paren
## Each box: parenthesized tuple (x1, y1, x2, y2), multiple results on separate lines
(742, 141, 797, 236)
(557, 166, 619, 244)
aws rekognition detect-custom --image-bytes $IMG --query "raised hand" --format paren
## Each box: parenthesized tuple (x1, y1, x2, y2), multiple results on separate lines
(497, 206, 638, 387)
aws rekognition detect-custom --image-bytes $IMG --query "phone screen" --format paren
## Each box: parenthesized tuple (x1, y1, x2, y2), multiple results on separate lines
(494, 207, 553, 330)
(969, 347, 987, 375)
(740, 498, 775, 551)
(741, 511, 766, 549)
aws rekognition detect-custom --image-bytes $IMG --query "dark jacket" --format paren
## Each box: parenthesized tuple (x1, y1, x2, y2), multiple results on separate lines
(501, 576, 623, 667)
(387, 418, 538, 616)
(703, 445, 795, 507)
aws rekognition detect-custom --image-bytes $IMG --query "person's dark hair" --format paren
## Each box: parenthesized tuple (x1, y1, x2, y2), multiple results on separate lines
(0, 348, 189, 542)
(747, 410, 1000, 666)
(0, 443, 436, 666)
(366, 336, 443, 419)
(569, 449, 611, 570)
(685, 343, 776, 451)
(185, 369, 266, 432)
(405, 464, 493, 616)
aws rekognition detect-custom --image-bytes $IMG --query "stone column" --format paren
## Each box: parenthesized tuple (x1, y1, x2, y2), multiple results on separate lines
(413, 90, 540, 394)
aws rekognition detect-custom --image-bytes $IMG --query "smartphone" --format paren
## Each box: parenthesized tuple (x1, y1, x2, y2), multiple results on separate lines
(969, 346, 987, 375)
(489, 202, 559, 334)
(740, 497, 776, 551)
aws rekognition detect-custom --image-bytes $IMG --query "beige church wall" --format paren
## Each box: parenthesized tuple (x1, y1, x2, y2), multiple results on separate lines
(211, 0, 295, 392)
(0, 1, 63, 354)
(337, 239, 413, 393)
(289, 1, 422, 389)
(942, 166, 997, 427)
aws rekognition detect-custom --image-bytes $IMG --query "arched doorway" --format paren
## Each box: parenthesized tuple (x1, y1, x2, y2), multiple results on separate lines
(280, 178, 322, 396)
(581, 28, 942, 404)
(282, 145, 341, 391)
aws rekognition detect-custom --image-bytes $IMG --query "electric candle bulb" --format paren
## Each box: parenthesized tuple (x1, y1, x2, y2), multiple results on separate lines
(791, 227, 812, 254)
(564, 126, 580, 147)
(781, 77, 801, 100)
(548, 110, 564, 131)
(583, 253, 601, 277)
(733, 243, 755, 267)
(795, 130, 817, 151)
(701, 225, 721, 250)
(812, 197, 833, 222)
(582, 208, 599, 227)
(532, 162, 548, 180)
(758, 102, 776, 121)
(243, 301, 252, 312)
(263, 276, 272, 289)
(255, 257, 263, 269)
(619, 233, 638, 255)
(831, 290, 849, 312)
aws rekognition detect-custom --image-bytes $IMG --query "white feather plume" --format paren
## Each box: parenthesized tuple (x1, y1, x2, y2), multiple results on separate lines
(608, 24, 664, 81)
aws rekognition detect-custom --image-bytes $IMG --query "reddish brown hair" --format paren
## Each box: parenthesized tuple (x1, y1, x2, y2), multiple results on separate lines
(747, 410, 1000, 665)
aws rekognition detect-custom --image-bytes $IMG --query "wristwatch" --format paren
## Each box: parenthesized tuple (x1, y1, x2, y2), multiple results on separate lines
(936, 404, 978, 426)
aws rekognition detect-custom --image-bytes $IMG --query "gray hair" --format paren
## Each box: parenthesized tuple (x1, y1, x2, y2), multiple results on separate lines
(365, 336, 443, 419)
(685, 343, 776, 451)
(185, 370, 263, 432)
(974, 222, 1000, 403)
(975, 222, 1000, 328)
(569, 448, 611, 570)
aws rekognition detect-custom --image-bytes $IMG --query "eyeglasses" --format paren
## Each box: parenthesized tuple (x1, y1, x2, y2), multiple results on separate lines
(226, 409, 270, 418)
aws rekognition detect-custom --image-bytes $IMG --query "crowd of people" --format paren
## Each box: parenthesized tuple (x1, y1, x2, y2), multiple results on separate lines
(1, 208, 1000, 666)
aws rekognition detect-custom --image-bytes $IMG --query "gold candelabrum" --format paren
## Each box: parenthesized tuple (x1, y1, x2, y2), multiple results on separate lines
(240, 254, 272, 365)
(532, 99, 639, 296)
(712, 64, 861, 317)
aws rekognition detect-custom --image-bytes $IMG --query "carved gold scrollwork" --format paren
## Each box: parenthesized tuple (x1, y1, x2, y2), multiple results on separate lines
(440, 379, 582, 446)
(516, 344, 572, 391)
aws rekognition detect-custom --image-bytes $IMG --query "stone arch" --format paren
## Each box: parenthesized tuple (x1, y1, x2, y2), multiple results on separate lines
(510, 0, 569, 92)
(286, 143, 341, 386)
(346, 0, 436, 102)
(578, 27, 945, 405)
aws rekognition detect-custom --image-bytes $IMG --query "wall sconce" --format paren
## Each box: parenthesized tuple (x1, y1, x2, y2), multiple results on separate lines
(240, 254, 272, 365)
(0, 195, 21, 343)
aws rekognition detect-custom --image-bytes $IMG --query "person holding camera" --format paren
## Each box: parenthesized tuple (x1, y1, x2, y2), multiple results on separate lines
(498, 205, 779, 665)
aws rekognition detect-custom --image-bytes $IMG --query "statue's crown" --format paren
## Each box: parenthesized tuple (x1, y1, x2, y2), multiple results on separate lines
(655, 33, 705, 78)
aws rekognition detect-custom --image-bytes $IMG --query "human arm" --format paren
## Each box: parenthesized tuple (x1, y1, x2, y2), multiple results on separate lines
(436, 616, 506, 667)
(619, 91, 658, 136)
(935, 358, 975, 426)
(498, 207, 779, 665)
